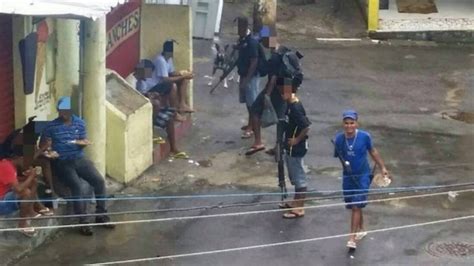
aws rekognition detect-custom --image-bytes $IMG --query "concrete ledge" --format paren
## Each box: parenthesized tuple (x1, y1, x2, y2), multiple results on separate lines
(369, 30, 474, 43)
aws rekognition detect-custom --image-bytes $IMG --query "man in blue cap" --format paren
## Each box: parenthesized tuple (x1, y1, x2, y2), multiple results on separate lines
(333, 109, 390, 249)
(41, 96, 114, 236)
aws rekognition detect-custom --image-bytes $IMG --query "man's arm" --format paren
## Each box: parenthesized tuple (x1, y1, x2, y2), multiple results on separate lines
(240, 58, 258, 89)
(288, 127, 310, 147)
(369, 148, 389, 177)
(11, 168, 36, 194)
(264, 75, 277, 96)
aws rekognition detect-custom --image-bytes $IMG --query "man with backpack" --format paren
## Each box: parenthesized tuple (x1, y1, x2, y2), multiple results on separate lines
(246, 39, 304, 156)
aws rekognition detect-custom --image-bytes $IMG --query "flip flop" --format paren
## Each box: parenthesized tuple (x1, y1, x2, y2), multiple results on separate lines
(355, 231, 367, 240)
(282, 210, 304, 219)
(265, 148, 276, 156)
(241, 131, 254, 139)
(153, 137, 166, 144)
(241, 125, 251, 131)
(245, 145, 265, 156)
(278, 202, 292, 209)
(171, 151, 189, 159)
(346, 240, 357, 249)
(37, 207, 54, 216)
(19, 227, 37, 237)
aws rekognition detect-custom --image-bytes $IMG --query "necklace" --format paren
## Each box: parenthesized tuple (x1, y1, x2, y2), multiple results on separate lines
(345, 129, 358, 151)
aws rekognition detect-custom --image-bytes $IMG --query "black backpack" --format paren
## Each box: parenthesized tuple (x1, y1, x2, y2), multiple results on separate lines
(277, 46, 304, 87)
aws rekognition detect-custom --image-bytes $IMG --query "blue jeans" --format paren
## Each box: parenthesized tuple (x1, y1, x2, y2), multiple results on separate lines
(0, 191, 19, 215)
(53, 157, 107, 222)
(239, 75, 260, 108)
(285, 155, 307, 189)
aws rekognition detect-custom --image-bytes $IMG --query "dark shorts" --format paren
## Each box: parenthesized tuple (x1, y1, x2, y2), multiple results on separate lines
(250, 90, 287, 119)
(342, 174, 371, 209)
(149, 81, 173, 95)
(0, 191, 19, 215)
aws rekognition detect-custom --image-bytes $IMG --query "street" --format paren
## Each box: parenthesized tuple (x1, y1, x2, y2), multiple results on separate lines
(16, 1, 474, 265)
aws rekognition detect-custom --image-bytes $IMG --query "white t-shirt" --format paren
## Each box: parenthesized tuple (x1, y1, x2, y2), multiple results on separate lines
(152, 54, 175, 84)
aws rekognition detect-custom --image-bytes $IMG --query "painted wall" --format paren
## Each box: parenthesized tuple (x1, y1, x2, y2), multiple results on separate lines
(12, 17, 62, 128)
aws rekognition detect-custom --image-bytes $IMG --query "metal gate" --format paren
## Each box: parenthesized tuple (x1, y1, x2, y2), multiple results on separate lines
(0, 15, 14, 143)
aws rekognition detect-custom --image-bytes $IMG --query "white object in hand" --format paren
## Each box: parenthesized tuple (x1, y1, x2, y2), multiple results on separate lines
(68, 140, 77, 144)
(344, 161, 350, 167)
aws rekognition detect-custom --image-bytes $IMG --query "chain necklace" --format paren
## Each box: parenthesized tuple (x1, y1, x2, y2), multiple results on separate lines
(345, 129, 358, 151)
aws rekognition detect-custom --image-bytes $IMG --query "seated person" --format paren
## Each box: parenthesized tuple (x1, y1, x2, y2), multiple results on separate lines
(133, 59, 185, 122)
(0, 150, 53, 236)
(153, 39, 194, 114)
(41, 96, 115, 236)
(152, 98, 189, 160)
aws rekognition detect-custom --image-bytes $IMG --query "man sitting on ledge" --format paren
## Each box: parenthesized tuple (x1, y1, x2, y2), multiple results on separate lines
(41, 96, 115, 236)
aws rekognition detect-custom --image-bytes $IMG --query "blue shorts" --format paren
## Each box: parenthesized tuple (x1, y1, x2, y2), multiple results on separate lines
(285, 155, 307, 189)
(239, 76, 260, 108)
(0, 191, 19, 215)
(342, 174, 371, 209)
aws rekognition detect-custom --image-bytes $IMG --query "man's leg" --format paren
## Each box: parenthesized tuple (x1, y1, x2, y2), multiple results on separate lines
(53, 161, 87, 222)
(177, 79, 193, 112)
(168, 84, 186, 121)
(350, 207, 362, 242)
(166, 119, 179, 154)
(75, 158, 107, 213)
(17, 189, 36, 228)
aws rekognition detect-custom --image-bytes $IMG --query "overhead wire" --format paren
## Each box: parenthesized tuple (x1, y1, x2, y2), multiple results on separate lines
(0, 189, 472, 233)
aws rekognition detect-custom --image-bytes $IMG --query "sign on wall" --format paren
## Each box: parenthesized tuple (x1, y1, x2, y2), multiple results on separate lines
(106, 2, 141, 78)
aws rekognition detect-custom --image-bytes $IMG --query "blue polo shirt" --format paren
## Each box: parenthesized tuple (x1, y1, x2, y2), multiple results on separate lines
(42, 115, 87, 160)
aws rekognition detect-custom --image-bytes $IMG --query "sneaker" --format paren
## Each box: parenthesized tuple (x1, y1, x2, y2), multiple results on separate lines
(346, 240, 357, 249)
(79, 225, 94, 236)
(96, 215, 116, 229)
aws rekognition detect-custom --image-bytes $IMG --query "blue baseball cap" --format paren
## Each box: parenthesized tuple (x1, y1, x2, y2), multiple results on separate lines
(342, 109, 358, 120)
(57, 96, 71, 110)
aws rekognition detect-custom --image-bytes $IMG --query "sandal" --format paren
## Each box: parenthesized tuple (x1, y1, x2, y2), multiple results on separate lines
(245, 145, 265, 156)
(346, 240, 357, 249)
(282, 210, 305, 219)
(170, 151, 189, 159)
(278, 202, 292, 209)
(241, 131, 254, 139)
(19, 227, 37, 237)
(37, 207, 54, 216)
(355, 231, 367, 240)
(153, 137, 166, 144)
(241, 125, 251, 131)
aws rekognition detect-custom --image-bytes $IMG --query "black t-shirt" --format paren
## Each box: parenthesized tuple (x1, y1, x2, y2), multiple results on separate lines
(285, 100, 311, 157)
(267, 51, 283, 98)
(237, 35, 259, 77)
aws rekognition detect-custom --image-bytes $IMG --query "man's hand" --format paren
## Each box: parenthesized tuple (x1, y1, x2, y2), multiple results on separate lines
(22, 167, 36, 178)
(74, 139, 92, 146)
(288, 138, 299, 147)
(382, 167, 391, 180)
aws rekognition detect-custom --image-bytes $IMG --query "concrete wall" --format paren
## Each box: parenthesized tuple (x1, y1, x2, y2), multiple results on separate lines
(105, 71, 153, 183)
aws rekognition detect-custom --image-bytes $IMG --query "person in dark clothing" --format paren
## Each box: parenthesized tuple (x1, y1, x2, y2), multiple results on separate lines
(246, 40, 287, 155)
(277, 77, 311, 219)
(236, 17, 260, 139)
(41, 96, 114, 236)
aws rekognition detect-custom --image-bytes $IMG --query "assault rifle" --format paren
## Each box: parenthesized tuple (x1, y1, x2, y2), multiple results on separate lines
(276, 119, 288, 202)
(209, 43, 239, 94)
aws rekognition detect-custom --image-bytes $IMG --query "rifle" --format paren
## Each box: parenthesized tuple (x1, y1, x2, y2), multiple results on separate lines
(209, 43, 239, 94)
(276, 119, 288, 202)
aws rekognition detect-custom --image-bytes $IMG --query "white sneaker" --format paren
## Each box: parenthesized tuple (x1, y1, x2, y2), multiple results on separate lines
(355, 231, 367, 240)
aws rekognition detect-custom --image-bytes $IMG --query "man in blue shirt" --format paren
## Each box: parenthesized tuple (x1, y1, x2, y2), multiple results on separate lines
(333, 110, 390, 249)
(42, 97, 114, 236)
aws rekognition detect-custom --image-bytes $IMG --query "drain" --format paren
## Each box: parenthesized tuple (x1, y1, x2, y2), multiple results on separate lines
(426, 241, 474, 259)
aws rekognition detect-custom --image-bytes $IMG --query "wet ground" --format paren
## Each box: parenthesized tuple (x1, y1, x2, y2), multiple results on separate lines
(15, 1, 474, 265)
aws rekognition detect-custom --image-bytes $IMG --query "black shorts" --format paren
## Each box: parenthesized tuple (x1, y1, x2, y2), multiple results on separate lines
(250, 90, 287, 119)
(149, 82, 173, 95)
